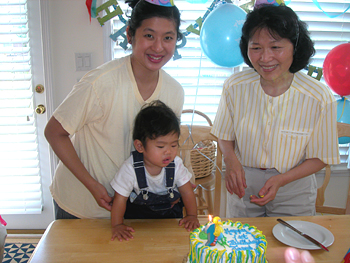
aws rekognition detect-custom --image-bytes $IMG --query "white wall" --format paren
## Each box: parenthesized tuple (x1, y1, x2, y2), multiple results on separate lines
(48, 0, 105, 109)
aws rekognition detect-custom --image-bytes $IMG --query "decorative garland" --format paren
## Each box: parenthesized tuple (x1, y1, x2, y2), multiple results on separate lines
(305, 65, 323, 81)
(86, 0, 349, 60)
(100, 0, 229, 60)
(85, 0, 350, 70)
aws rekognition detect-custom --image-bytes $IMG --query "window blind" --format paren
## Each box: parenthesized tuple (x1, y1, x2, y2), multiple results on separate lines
(110, 0, 350, 167)
(0, 0, 42, 214)
(289, 0, 350, 170)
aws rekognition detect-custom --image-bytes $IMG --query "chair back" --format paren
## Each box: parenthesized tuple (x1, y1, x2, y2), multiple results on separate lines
(316, 122, 350, 214)
(179, 111, 223, 216)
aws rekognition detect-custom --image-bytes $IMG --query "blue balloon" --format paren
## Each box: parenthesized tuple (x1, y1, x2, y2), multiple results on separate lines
(186, 0, 208, 3)
(336, 97, 350, 144)
(200, 3, 247, 68)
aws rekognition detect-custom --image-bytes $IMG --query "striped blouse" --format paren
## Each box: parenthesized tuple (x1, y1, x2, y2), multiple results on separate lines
(211, 69, 340, 174)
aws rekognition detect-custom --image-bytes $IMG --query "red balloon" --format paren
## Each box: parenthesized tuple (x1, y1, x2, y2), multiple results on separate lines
(323, 43, 350, 96)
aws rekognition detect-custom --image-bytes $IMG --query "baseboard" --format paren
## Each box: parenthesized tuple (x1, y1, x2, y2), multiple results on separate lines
(6, 229, 45, 235)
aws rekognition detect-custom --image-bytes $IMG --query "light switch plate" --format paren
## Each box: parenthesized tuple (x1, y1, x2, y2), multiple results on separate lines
(75, 53, 92, 71)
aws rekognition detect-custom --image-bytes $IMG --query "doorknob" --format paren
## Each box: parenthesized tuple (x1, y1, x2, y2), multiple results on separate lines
(35, 104, 46, 114)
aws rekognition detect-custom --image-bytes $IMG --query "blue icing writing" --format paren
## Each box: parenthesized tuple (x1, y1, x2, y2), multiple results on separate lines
(223, 228, 263, 251)
(227, 240, 257, 250)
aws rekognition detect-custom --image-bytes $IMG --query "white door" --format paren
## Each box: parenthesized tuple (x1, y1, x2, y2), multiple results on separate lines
(1, 0, 55, 229)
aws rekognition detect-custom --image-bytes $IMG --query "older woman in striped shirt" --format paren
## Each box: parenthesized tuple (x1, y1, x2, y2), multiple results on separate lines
(211, 5, 340, 217)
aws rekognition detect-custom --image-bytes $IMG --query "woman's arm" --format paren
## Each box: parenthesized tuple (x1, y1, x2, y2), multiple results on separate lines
(250, 158, 326, 206)
(218, 139, 246, 198)
(44, 116, 112, 211)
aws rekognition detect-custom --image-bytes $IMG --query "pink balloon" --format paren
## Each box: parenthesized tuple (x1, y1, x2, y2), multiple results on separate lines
(323, 43, 350, 96)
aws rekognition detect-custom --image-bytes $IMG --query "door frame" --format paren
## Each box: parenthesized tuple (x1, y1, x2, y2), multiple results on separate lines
(4, 0, 55, 229)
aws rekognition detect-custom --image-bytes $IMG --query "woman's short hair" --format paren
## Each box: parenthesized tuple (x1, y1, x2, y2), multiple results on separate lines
(133, 100, 180, 147)
(126, 0, 183, 42)
(239, 5, 315, 73)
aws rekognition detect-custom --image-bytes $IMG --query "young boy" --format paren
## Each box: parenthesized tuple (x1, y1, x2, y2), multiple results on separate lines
(110, 100, 200, 241)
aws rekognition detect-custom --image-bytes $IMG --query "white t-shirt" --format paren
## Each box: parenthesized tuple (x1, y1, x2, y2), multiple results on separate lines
(50, 55, 184, 219)
(110, 155, 192, 198)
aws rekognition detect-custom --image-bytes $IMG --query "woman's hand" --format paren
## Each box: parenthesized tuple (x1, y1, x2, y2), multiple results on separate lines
(250, 173, 284, 206)
(218, 139, 247, 198)
(250, 158, 326, 206)
(179, 215, 200, 232)
(170, 198, 180, 208)
(89, 181, 113, 211)
(225, 158, 246, 198)
(111, 224, 135, 242)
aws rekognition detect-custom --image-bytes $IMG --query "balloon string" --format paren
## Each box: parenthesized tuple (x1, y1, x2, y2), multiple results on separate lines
(190, 52, 203, 126)
(337, 97, 347, 121)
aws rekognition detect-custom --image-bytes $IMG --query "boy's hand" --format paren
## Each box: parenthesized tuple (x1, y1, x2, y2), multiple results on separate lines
(111, 224, 135, 242)
(179, 215, 200, 232)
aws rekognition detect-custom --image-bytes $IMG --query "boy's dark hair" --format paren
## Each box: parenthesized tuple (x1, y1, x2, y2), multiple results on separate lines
(239, 5, 315, 73)
(133, 100, 180, 147)
(125, 0, 183, 42)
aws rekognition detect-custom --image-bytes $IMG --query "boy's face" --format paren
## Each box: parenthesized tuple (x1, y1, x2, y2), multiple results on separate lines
(135, 132, 179, 175)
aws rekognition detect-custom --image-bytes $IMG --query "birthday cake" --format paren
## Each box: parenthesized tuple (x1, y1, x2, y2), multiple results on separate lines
(187, 217, 267, 263)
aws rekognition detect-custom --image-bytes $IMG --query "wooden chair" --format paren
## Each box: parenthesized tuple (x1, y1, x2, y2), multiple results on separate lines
(178, 110, 223, 216)
(316, 122, 350, 214)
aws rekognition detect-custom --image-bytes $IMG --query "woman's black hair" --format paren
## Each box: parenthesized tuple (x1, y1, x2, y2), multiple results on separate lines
(133, 100, 180, 147)
(125, 0, 183, 42)
(239, 5, 315, 73)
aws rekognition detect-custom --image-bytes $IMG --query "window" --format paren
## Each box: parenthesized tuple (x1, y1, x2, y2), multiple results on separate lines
(108, 0, 350, 167)
(0, 0, 42, 214)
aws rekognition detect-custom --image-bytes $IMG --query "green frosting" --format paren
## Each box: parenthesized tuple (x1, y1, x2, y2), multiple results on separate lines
(198, 231, 208, 240)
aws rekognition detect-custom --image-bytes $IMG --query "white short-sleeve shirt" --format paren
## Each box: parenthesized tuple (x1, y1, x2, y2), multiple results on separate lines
(110, 155, 192, 198)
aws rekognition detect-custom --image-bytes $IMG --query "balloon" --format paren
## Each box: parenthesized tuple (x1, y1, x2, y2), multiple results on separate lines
(336, 97, 350, 144)
(186, 0, 208, 3)
(323, 43, 350, 96)
(200, 3, 246, 68)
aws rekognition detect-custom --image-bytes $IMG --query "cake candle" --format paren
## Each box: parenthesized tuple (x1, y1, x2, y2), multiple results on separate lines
(205, 215, 213, 231)
(205, 216, 223, 246)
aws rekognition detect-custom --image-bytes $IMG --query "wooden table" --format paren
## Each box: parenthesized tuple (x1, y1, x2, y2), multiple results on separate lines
(29, 215, 350, 263)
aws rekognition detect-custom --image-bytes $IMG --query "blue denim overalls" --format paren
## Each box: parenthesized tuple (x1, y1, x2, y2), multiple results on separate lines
(124, 151, 184, 219)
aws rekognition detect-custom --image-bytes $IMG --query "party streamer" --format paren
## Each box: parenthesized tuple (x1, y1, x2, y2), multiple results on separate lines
(312, 0, 350, 18)
(338, 97, 348, 122)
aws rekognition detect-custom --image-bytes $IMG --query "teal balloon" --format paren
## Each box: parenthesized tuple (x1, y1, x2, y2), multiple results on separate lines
(200, 3, 246, 68)
(337, 97, 350, 144)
